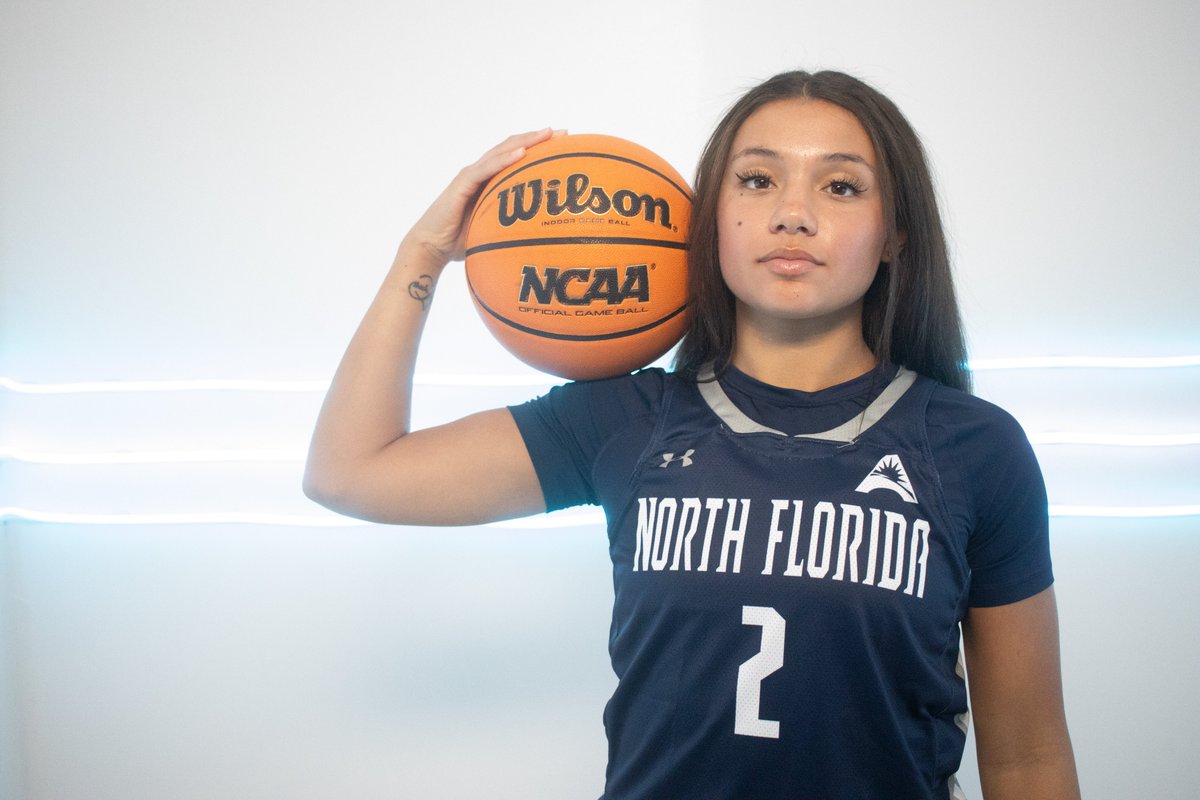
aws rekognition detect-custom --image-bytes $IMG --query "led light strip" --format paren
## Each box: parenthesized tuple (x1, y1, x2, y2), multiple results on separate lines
(0, 507, 609, 528)
(1049, 505, 1200, 518)
(2, 358, 1195, 524)
(0, 377, 331, 394)
(0, 373, 559, 394)
(1026, 432, 1200, 447)
(0, 447, 306, 465)
(0, 508, 365, 527)
(968, 355, 1200, 370)
(3, 431, 1198, 467)
(1, 355, 1197, 395)
(1, 506, 1196, 524)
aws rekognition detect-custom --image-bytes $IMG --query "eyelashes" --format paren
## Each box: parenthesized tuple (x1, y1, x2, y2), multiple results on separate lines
(732, 170, 870, 197)
(734, 169, 772, 190)
(827, 177, 869, 197)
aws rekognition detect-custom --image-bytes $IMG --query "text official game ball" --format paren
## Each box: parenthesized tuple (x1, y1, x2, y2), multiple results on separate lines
(465, 133, 691, 380)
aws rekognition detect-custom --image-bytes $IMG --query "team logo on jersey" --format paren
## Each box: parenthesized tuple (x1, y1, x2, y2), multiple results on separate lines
(855, 455, 918, 504)
(659, 449, 695, 468)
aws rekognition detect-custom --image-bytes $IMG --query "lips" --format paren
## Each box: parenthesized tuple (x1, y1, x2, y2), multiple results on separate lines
(758, 248, 824, 265)
(757, 248, 825, 276)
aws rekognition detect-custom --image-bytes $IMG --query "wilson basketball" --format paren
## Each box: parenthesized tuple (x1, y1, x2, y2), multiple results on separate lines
(465, 133, 691, 380)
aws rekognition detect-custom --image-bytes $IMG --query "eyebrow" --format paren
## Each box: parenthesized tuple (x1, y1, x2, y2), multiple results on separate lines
(730, 146, 875, 170)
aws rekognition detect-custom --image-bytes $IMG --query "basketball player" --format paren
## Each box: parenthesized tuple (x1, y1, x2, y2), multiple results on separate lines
(305, 70, 1080, 799)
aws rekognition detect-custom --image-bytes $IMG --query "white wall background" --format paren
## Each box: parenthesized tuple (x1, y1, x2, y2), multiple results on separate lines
(2, 1, 1198, 798)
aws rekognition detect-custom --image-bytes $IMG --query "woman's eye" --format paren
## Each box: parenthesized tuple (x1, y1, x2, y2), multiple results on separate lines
(828, 179, 866, 197)
(735, 171, 772, 190)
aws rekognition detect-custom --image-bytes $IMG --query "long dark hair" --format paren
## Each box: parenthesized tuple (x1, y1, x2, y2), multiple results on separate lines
(673, 70, 971, 393)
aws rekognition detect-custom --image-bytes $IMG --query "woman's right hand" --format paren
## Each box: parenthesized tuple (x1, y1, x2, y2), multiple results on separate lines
(404, 127, 559, 269)
(304, 129, 561, 526)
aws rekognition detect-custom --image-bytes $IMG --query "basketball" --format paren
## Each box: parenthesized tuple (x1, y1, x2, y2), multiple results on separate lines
(465, 133, 691, 380)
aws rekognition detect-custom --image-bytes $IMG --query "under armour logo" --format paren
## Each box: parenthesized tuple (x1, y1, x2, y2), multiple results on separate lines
(659, 449, 695, 468)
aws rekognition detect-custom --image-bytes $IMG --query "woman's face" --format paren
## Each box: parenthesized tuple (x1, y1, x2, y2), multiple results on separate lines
(717, 98, 888, 338)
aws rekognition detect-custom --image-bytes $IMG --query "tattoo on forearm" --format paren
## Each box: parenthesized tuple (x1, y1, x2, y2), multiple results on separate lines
(408, 274, 434, 309)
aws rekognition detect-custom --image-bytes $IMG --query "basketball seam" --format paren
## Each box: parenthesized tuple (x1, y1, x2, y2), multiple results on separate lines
(464, 236, 688, 257)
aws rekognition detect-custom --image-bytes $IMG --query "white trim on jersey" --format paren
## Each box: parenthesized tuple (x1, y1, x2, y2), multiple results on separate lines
(695, 367, 918, 444)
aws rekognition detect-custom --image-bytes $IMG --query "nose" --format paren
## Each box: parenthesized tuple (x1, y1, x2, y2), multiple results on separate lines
(770, 190, 816, 235)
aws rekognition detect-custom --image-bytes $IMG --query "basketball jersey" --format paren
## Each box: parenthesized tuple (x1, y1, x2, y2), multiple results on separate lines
(510, 365, 1052, 800)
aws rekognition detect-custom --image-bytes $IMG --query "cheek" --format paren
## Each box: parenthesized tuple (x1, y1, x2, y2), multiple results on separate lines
(716, 222, 746, 272)
(715, 207, 741, 266)
(857, 234, 886, 266)
(846, 219, 889, 268)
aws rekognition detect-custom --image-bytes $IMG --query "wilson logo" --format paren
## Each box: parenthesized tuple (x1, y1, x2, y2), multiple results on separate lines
(518, 264, 650, 306)
(499, 173, 672, 228)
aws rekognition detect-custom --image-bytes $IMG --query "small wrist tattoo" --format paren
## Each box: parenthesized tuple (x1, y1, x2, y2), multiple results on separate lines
(408, 274, 434, 309)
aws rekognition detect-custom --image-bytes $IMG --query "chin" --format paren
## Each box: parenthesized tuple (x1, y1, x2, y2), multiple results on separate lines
(735, 296, 864, 331)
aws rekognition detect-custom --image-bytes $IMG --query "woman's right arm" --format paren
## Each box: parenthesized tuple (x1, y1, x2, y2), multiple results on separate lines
(303, 129, 558, 526)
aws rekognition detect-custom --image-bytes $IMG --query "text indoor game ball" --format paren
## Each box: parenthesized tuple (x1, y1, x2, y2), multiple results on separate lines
(465, 133, 691, 380)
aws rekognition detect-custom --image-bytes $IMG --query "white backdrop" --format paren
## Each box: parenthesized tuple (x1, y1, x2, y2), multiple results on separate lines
(2, 1, 1198, 798)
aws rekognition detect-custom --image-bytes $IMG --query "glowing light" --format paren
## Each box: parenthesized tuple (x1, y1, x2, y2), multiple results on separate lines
(2, 354, 1195, 395)
(0, 507, 607, 528)
(0, 377, 330, 394)
(0, 507, 364, 527)
(4, 428, 1197, 469)
(969, 355, 1200, 370)
(1049, 505, 1200, 518)
(0, 447, 305, 465)
(2, 358, 1195, 527)
(1027, 433, 1200, 447)
(0, 372, 559, 394)
(3, 505, 1196, 524)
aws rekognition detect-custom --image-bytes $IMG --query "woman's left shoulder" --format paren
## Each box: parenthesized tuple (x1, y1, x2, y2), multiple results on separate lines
(922, 379, 1032, 447)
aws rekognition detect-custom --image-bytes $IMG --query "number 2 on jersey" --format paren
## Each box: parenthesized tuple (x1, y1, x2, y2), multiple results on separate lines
(736, 605, 786, 739)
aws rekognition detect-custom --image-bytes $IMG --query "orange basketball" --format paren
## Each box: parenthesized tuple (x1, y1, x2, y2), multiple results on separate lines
(465, 133, 691, 380)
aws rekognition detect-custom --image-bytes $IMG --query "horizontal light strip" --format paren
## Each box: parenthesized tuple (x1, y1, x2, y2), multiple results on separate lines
(4, 431, 1198, 466)
(5, 505, 1200, 526)
(968, 355, 1200, 370)
(1049, 504, 1200, 518)
(0, 372, 560, 394)
(1026, 432, 1200, 447)
(1, 356, 1197, 394)
(0, 508, 363, 527)
(0, 507, 608, 528)
(0, 447, 306, 465)
(0, 377, 330, 394)
(1, 506, 1196, 525)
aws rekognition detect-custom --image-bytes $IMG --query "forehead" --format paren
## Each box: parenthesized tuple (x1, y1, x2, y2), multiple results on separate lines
(729, 98, 877, 164)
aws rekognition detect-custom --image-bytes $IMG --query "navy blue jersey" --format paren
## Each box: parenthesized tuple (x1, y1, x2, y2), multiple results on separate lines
(510, 364, 1052, 800)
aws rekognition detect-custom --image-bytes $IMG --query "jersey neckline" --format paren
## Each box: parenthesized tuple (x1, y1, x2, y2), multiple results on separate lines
(696, 365, 917, 444)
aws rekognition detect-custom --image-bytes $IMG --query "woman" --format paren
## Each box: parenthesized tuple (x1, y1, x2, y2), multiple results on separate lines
(305, 70, 1080, 799)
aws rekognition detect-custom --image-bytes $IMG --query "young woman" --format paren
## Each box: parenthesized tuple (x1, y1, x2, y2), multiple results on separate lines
(305, 70, 1080, 799)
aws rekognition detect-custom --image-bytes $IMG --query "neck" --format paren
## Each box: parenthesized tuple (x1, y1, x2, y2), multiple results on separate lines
(730, 306, 878, 391)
